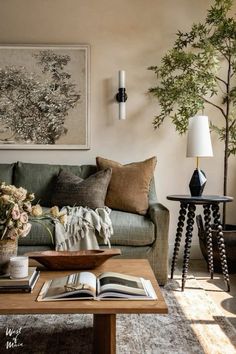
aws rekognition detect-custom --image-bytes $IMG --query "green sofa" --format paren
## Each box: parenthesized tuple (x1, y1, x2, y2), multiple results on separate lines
(0, 161, 169, 285)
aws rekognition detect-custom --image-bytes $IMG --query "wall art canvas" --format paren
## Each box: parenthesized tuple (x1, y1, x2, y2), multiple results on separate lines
(0, 45, 90, 149)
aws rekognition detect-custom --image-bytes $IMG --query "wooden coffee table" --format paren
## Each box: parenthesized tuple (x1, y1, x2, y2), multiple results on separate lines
(0, 259, 168, 354)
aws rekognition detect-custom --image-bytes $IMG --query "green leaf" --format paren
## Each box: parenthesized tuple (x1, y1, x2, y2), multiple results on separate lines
(148, 0, 236, 208)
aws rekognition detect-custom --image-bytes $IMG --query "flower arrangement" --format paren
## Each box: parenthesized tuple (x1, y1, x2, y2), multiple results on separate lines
(0, 182, 65, 241)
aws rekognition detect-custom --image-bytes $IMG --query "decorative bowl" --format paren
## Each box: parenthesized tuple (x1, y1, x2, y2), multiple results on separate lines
(25, 248, 121, 270)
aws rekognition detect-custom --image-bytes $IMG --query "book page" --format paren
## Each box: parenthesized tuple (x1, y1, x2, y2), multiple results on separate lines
(97, 272, 147, 296)
(143, 279, 157, 300)
(68, 272, 97, 294)
(39, 272, 97, 300)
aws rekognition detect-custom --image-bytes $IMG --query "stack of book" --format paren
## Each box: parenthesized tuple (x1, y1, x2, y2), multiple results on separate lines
(0, 267, 40, 293)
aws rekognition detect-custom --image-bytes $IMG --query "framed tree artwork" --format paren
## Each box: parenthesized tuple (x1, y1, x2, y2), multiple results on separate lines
(0, 45, 90, 149)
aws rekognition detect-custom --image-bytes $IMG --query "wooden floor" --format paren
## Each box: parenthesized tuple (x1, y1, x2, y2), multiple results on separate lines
(174, 259, 236, 328)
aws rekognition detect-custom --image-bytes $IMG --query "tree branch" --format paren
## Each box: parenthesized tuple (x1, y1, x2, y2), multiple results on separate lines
(203, 98, 227, 118)
(216, 80, 225, 94)
(229, 119, 236, 130)
(216, 76, 227, 86)
(217, 48, 230, 63)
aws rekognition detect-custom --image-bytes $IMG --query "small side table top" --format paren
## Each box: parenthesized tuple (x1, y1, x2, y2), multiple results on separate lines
(167, 195, 233, 204)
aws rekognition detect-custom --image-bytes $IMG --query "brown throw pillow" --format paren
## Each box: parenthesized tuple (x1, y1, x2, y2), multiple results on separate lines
(96, 156, 157, 215)
(51, 168, 112, 209)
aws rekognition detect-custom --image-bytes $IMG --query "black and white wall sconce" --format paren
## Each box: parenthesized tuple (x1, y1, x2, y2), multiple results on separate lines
(116, 70, 127, 120)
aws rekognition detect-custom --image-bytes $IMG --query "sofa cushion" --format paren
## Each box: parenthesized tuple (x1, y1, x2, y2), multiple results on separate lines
(18, 208, 54, 246)
(51, 168, 112, 209)
(0, 163, 14, 184)
(19, 208, 155, 247)
(14, 162, 97, 206)
(96, 156, 157, 215)
(98, 210, 155, 246)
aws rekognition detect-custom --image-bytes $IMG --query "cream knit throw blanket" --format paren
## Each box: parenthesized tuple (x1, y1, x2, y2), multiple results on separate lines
(54, 206, 113, 251)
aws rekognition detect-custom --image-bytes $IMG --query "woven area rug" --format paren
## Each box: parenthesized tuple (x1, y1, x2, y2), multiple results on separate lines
(0, 276, 235, 354)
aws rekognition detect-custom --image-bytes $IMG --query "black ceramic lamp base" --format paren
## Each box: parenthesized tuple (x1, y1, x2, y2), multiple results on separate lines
(189, 169, 207, 196)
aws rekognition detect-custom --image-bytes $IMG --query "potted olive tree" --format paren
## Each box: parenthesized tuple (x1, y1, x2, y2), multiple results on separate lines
(148, 0, 236, 271)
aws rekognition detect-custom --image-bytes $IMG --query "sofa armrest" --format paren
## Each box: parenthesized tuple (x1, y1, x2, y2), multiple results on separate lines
(148, 202, 169, 231)
(147, 202, 169, 284)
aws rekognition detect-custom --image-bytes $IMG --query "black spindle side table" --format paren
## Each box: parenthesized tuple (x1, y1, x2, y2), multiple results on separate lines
(167, 195, 233, 291)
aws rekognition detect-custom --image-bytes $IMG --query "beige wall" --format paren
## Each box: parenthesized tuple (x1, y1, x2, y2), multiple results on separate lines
(0, 0, 235, 258)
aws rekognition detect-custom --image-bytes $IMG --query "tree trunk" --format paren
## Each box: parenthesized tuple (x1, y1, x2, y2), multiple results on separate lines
(223, 58, 231, 227)
(222, 135, 228, 227)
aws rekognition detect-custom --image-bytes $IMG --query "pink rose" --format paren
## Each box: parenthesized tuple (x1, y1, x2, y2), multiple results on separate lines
(1, 184, 14, 195)
(0, 195, 11, 204)
(13, 187, 27, 201)
(20, 223, 32, 238)
(11, 204, 20, 220)
(20, 212, 28, 224)
(31, 204, 43, 217)
(50, 206, 60, 218)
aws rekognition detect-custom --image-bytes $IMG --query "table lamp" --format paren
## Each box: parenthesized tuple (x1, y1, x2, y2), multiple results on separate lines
(186, 115, 213, 196)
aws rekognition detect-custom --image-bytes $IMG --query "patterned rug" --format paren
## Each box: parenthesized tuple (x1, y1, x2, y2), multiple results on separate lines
(0, 276, 235, 354)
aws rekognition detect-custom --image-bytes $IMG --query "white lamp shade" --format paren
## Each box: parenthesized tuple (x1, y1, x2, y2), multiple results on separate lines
(186, 115, 213, 157)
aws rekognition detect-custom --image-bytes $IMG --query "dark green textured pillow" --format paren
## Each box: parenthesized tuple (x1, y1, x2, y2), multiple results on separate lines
(51, 168, 112, 209)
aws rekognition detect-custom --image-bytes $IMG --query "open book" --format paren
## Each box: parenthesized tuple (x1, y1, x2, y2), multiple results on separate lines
(37, 271, 157, 301)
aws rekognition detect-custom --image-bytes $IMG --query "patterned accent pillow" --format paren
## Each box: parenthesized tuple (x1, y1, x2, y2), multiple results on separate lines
(96, 156, 157, 215)
(51, 168, 112, 209)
